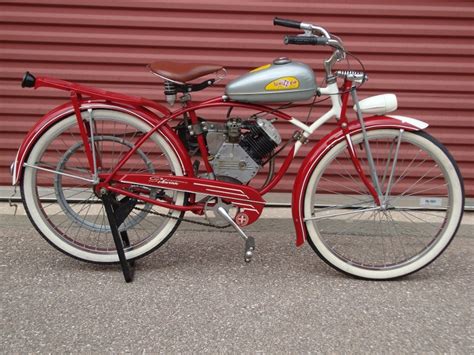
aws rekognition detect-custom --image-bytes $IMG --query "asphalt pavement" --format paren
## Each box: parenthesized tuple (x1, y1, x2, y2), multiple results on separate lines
(1, 211, 473, 353)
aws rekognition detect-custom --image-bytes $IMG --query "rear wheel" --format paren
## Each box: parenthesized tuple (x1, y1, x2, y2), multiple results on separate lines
(303, 129, 464, 279)
(21, 109, 186, 264)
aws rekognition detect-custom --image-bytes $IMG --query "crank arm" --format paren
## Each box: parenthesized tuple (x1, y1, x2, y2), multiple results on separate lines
(216, 205, 256, 263)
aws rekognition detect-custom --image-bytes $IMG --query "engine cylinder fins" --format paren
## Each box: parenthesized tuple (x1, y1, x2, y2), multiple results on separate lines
(239, 123, 279, 164)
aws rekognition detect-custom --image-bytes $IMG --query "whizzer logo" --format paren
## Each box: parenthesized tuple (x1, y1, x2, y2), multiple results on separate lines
(265, 76, 300, 91)
(148, 176, 179, 186)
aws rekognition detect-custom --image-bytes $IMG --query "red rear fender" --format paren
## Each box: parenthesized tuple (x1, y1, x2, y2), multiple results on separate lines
(11, 101, 192, 185)
(291, 115, 429, 246)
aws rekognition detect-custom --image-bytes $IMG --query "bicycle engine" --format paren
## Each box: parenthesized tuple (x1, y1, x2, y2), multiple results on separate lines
(177, 117, 281, 184)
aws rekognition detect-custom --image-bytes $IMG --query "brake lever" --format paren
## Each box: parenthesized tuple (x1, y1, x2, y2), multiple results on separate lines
(328, 39, 346, 54)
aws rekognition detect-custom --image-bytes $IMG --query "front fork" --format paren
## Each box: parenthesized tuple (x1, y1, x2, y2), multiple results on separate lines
(338, 80, 402, 207)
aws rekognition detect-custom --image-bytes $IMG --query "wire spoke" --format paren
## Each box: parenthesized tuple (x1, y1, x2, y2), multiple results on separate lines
(307, 130, 458, 273)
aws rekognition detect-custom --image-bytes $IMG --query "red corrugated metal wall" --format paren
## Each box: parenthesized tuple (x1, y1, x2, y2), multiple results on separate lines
(1, 0, 473, 196)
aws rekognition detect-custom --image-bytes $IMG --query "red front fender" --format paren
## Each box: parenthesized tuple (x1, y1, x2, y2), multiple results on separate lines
(11, 101, 193, 185)
(291, 115, 429, 246)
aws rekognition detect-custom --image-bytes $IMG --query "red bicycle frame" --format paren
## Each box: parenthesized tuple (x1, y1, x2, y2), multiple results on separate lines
(14, 74, 426, 243)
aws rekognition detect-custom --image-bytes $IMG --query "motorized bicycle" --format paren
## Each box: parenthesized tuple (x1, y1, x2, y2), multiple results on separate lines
(13, 18, 464, 282)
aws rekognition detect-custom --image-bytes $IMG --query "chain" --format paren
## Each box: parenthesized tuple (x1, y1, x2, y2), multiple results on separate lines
(133, 205, 231, 229)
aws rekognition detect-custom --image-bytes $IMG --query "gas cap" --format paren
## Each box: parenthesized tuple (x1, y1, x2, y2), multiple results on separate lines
(273, 57, 291, 65)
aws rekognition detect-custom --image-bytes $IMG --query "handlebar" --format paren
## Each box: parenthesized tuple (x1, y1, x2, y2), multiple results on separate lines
(273, 17, 302, 29)
(273, 17, 347, 79)
(274, 17, 345, 51)
(284, 35, 328, 46)
(274, 17, 331, 39)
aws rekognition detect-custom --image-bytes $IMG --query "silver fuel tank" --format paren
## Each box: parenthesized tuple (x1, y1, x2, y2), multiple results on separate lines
(225, 58, 317, 103)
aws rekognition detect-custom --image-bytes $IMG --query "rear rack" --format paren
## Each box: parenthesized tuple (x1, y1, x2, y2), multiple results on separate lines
(20, 71, 171, 117)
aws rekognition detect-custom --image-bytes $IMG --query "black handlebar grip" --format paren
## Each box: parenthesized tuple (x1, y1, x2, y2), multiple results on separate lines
(273, 17, 302, 29)
(284, 35, 329, 46)
(21, 71, 36, 88)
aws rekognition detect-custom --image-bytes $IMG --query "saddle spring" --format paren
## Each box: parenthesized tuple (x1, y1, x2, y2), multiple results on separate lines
(164, 80, 177, 106)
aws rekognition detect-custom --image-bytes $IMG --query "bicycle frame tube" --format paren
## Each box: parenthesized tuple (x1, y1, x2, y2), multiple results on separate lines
(188, 109, 214, 175)
(102, 116, 174, 184)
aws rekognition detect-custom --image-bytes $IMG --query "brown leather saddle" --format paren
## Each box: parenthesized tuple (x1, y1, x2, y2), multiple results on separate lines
(148, 61, 224, 83)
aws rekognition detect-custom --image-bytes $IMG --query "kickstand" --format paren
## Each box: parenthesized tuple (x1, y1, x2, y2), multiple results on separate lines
(101, 193, 137, 283)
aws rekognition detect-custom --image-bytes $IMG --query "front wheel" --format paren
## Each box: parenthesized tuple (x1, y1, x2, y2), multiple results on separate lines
(303, 129, 464, 279)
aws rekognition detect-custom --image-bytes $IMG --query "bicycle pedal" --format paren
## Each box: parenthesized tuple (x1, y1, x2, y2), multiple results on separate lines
(244, 236, 255, 263)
